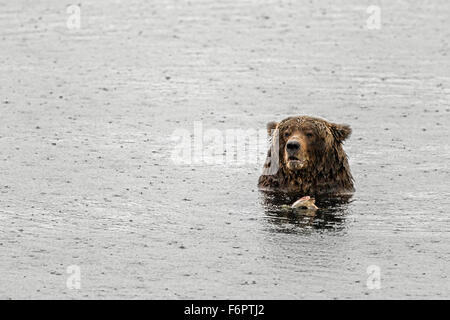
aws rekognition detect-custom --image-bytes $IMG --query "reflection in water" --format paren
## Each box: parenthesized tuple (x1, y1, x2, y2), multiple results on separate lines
(260, 191, 353, 234)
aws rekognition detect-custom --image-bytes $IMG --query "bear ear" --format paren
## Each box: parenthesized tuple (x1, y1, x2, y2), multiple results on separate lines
(266, 121, 278, 136)
(329, 123, 352, 142)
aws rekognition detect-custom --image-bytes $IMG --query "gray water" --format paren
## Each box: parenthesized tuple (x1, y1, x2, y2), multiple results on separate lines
(0, 0, 449, 299)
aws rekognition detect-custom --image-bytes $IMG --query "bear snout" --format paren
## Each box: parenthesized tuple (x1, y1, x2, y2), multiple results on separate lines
(286, 140, 301, 154)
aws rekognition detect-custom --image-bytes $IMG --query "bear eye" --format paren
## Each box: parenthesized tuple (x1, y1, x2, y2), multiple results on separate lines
(284, 131, 290, 138)
(305, 132, 314, 138)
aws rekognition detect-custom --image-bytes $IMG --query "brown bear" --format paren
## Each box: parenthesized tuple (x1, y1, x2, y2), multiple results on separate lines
(258, 116, 354, 195)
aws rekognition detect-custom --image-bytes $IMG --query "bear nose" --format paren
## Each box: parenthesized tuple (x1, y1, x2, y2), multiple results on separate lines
(286, 140, 301, 151)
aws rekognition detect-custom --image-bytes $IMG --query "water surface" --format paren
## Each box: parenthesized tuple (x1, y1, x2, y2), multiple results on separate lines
(0, 0, 449, 299)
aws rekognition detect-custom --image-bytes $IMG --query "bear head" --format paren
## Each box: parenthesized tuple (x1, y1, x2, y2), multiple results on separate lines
(260, 116, 354, 194)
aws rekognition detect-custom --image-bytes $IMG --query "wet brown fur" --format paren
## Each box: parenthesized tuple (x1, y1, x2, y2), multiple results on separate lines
(258, 116, 354, 195)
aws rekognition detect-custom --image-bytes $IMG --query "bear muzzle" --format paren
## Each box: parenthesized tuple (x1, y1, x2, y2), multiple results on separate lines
(285, 139, 306, 170)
